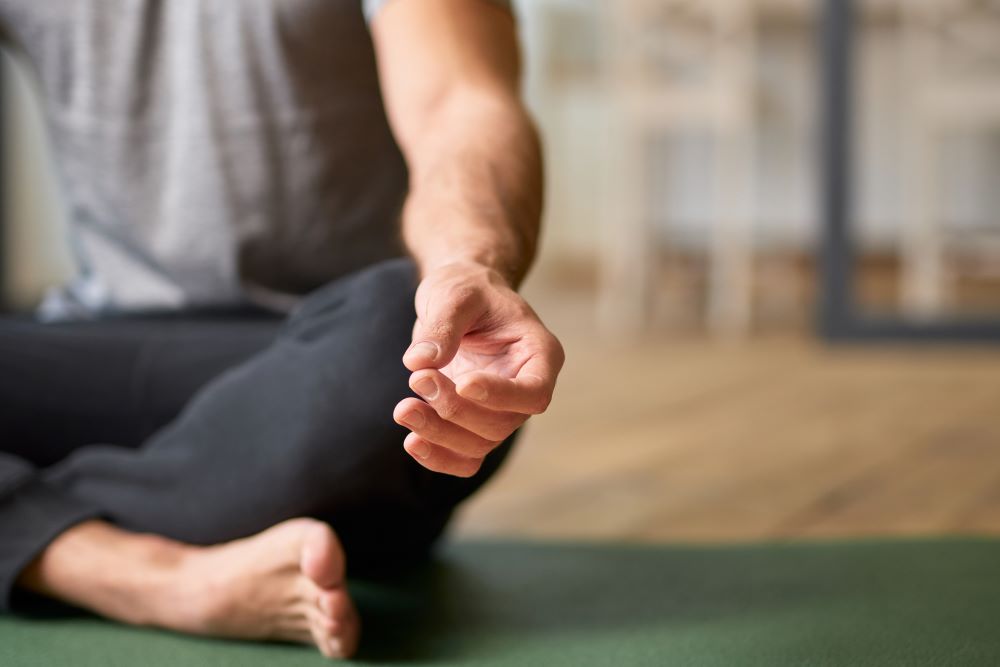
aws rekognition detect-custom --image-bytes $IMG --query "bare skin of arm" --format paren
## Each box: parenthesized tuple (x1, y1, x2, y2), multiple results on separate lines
(373, 0, 565, 477)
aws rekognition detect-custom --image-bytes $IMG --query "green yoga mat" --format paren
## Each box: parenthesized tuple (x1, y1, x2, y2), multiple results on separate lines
(2, 538, 999, 666)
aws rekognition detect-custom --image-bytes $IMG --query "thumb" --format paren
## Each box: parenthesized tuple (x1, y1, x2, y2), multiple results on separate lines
(403, 290, 484, 371)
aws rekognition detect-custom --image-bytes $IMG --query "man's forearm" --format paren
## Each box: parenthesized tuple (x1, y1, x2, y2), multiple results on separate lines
(399, 89, 543, 289)
(374, 0, 562, 478)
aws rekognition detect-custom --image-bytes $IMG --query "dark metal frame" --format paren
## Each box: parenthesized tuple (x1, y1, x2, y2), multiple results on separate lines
(819, 0, 1000, 342)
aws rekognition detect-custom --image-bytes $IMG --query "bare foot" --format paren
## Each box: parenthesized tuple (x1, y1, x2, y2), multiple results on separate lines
(18, 518, 360, 659)
(168, 519, 360, 657)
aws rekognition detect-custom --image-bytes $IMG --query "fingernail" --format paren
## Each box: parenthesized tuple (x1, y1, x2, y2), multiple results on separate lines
(401, 411, 425, 429)
(327, 638, 343, 657)
(463, 383, 488, 401)
(413, 378, 439, 400)
(409, 440, 431, 459)
(319, 596, 332, 616)
(409, 341, 439, 362)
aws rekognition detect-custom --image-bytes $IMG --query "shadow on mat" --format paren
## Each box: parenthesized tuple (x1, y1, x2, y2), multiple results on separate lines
(352, 539, 876, 662)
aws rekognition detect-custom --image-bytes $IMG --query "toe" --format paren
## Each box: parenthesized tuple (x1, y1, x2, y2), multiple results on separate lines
(317, 589, 334, 618)
(316, 589, 349, 622)
(311, 590, 360, 659)
(307, 603, 357, 659)
(334, 594, 361, 658)
(299, 522, 345, 590)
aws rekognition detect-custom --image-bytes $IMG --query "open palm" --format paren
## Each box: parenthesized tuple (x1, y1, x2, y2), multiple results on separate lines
(394, 262, 564, 477)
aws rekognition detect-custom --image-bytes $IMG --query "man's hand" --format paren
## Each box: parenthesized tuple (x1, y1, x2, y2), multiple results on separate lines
(393, 261, 564, 477)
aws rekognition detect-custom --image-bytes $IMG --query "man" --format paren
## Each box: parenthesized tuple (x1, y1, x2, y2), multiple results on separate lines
(0, 0, 562, 659)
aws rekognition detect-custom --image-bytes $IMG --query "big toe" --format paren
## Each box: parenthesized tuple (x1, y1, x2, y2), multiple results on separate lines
(300, 521, 345, 589)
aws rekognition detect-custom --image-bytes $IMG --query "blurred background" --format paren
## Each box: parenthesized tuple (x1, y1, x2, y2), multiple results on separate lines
(2, 0, 999, 544)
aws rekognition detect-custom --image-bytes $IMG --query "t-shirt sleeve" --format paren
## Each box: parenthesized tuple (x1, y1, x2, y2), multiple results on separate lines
(363, 0, 513, 24)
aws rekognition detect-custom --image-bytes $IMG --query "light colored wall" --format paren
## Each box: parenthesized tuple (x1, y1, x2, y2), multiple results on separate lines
(2, 52, 71, 307)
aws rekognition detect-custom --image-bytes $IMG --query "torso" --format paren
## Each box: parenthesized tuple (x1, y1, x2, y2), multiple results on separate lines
(0, 0, 407, 316)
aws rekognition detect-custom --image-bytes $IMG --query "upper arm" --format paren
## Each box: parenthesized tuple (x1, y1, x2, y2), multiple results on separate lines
(369, 0, 523, 156)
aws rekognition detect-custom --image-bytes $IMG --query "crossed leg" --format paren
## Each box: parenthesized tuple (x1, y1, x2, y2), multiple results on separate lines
(0, 259, 514, 658)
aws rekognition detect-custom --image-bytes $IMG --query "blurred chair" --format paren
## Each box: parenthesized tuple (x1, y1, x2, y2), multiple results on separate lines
(600, 0, 758, 336)
(899, 0, 1000, 318)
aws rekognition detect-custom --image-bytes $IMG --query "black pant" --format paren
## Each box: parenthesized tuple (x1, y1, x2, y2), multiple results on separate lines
(0, 259, 514, 611)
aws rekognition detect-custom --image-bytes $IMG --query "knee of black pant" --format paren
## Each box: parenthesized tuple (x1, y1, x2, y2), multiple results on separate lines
(284, 257, 417, 349)
(253, 261, 424, 521)
(282, 260, 416, 433)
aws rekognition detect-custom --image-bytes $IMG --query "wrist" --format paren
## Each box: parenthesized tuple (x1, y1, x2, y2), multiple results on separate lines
(420, 254, 515, 289)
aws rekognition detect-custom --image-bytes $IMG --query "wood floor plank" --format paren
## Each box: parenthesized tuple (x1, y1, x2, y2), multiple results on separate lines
(452, 330, 1000, 543)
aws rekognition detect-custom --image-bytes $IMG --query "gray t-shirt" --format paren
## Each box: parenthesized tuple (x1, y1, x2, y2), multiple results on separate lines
(0, 0, 420, 317)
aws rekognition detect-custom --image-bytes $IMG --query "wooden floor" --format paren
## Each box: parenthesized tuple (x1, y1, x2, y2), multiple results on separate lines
(451, 291, 1000, 543)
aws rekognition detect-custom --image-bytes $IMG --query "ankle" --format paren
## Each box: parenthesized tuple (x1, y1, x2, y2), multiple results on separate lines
(127, 532, 191, 571)
(129, 539, 217, 630)
(18, 521, 198, 628)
